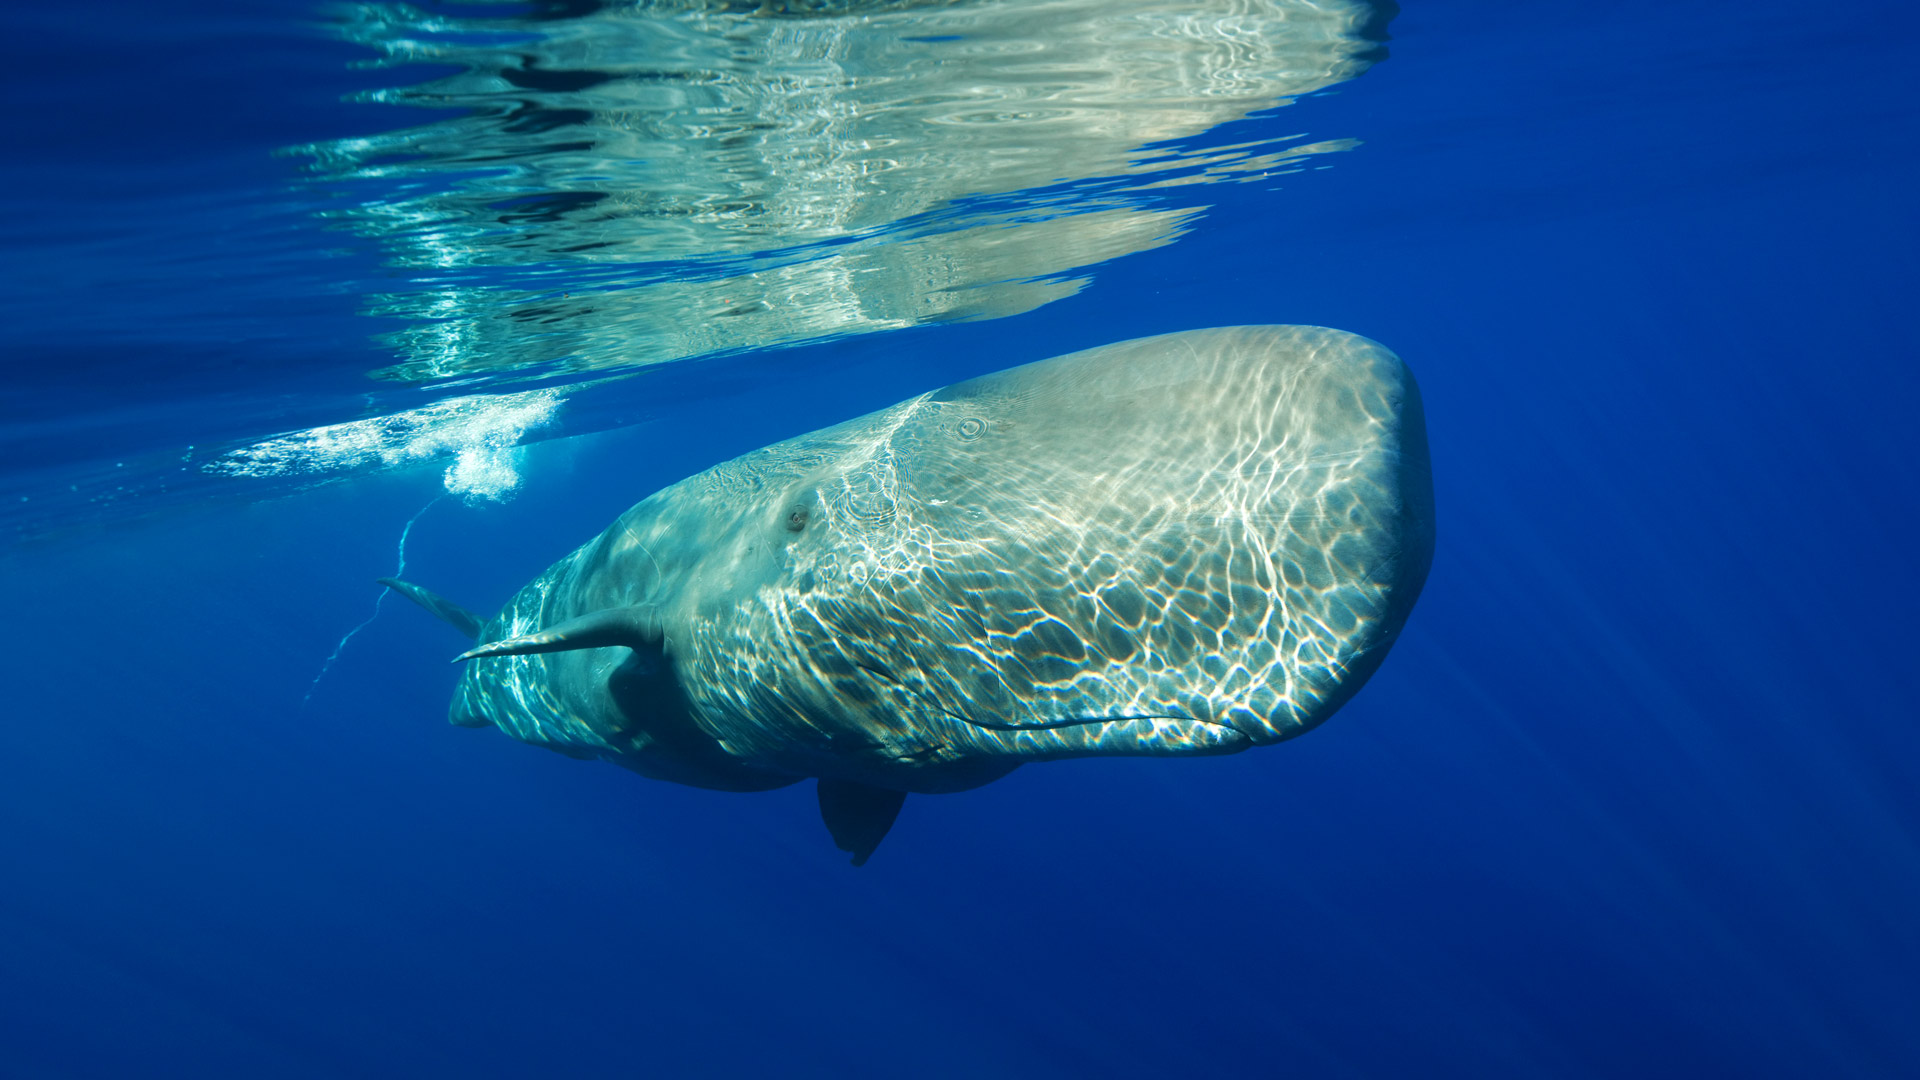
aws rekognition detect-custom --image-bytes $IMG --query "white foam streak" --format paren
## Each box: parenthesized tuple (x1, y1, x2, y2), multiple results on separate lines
(207, 388, 562, 500)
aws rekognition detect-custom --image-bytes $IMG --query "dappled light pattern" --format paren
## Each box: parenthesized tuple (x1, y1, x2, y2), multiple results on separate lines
(452, 327, 1433, 793)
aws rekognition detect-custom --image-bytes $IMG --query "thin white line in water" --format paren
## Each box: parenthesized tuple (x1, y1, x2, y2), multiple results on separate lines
(303, 495, 444, 706)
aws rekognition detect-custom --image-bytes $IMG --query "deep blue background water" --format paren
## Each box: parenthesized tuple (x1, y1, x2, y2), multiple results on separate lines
(4, 1, 1919, 1076)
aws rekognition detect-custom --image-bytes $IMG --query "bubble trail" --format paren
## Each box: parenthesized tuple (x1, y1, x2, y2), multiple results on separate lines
(303, 495, 444, 706)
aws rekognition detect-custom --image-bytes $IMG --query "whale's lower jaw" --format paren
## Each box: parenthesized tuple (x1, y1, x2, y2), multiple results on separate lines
(707, 710, 1257, 795)
(953, 712, 1255, 760)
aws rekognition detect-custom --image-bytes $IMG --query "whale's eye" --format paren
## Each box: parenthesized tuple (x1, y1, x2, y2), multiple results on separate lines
(785, 505, 810, 532)
(956, 417, 986, 440)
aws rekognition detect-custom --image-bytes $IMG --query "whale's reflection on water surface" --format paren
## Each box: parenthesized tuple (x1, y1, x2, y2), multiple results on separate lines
(302, 0, 1394, 380)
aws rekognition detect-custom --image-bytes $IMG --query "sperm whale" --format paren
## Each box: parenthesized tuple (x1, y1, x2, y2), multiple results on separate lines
(387, 326, 1434, 864)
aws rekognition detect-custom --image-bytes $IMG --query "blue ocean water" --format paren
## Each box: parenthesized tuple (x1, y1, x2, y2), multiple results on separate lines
(3, 1, 1917, 1076)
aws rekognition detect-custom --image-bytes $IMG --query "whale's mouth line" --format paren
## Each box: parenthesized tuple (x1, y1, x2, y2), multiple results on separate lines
(846, 658, 1250, 740)
(945, 711, 1235, 735)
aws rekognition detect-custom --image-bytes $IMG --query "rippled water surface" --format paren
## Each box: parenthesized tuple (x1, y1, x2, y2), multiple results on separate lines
(6, 0, 1393, 529)
(308, 0, 1381, 379)
(3, 0, 1918, 1076)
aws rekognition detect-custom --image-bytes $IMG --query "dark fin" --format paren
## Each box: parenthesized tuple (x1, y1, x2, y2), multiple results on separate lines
(379, 577, 486, 641)
(816, 779, 907, 867)
(455, 606, 663, 663)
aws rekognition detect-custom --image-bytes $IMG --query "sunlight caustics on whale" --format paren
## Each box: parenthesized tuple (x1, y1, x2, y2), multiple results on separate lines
(387, 326, 1434, 864)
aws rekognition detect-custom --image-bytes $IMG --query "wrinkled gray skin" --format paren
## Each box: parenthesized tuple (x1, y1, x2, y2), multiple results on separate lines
(401, 326, 1432, 860)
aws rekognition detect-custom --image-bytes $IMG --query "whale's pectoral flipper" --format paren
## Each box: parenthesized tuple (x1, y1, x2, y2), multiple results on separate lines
(378, 578, 485, 641)
(817, 779, 907, 867)
(456, 607, 664, 663)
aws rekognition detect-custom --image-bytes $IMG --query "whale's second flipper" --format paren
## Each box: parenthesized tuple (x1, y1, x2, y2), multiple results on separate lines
(379, 578, 485, 641)
(817, 779, 907, 867)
